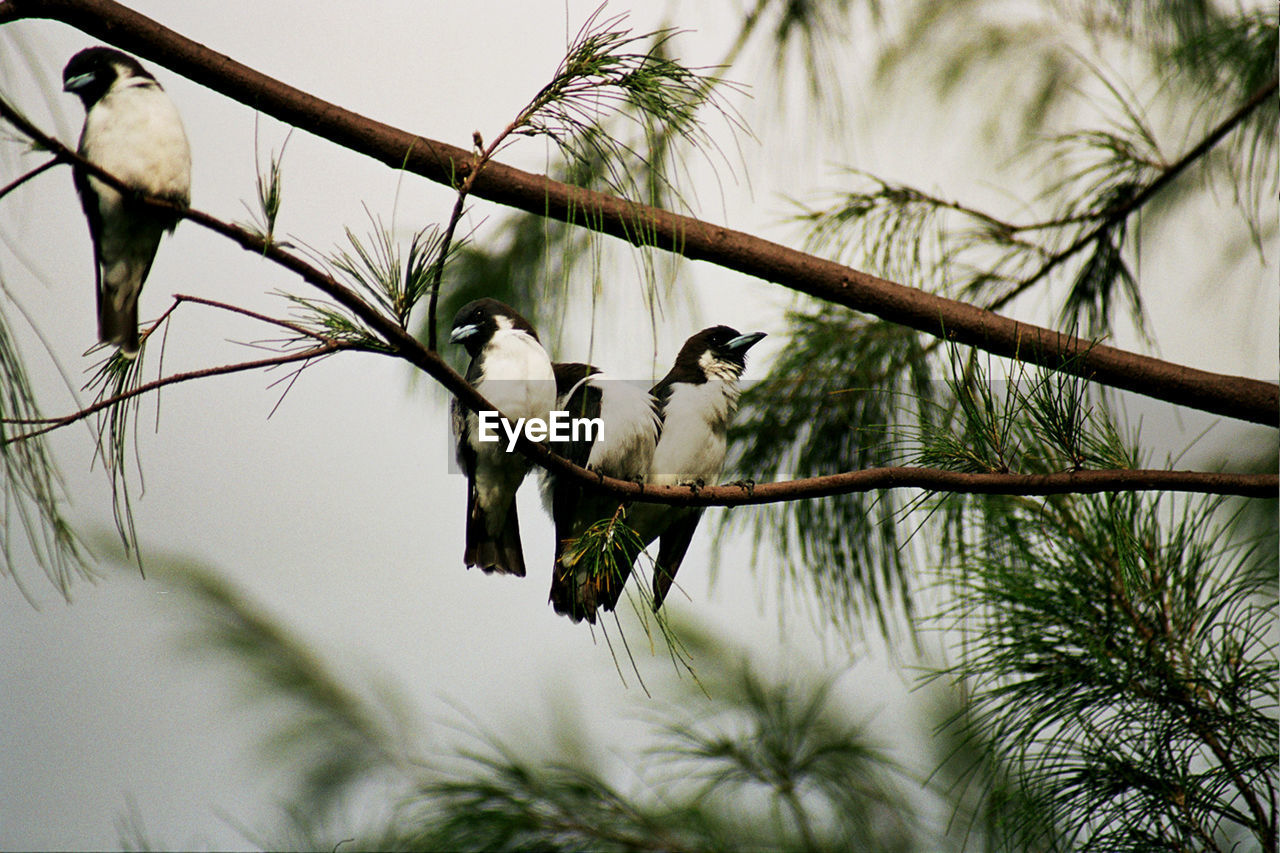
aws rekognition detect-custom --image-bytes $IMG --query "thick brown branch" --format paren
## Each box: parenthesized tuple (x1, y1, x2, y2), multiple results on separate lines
(3, 0, 1275, 426)
(1, 96, 1274, 506)
(579, 468, 1278, 505)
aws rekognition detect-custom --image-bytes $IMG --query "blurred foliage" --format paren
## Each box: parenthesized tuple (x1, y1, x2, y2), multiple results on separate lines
(150, 555, 422, 840)
(726, 308, 932, 637)
(135, 495, 1276, 848)
(0, 304, 90, 602)
(149, 555, 1022, 851)
(877, 0, 1278, 156)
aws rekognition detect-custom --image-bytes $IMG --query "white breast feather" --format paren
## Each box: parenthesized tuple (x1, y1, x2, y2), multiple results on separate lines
(82, 78, 191, 203)
(459, 328, 555, 515)
(472, 328, 556, 422)
(648, 380, 739, 487)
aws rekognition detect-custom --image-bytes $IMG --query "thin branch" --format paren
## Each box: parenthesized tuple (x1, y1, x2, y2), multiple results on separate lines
(2, 0, 1273, 426)
(1186, 714, 1275, 851)
(0, 153, 59, 201)
(425, 173, 469, 352)
(986, 77, 1280, 314)
(1108, 551, 1275, 850)
(3, 343, 346, 441)
(171, 292, 330, 342)
(425, 124, 516, 351)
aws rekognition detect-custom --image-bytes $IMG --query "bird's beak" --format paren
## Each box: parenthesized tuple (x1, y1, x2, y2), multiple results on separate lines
(725, 331, 766, 353)
(63, 72, 95, 93)
(449, 323, 479, 344)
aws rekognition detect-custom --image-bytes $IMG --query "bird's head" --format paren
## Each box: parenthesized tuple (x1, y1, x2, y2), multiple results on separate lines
(674, 325, 767, 381)
(448, 298, 539, 358)
(63, 47, 155, 109)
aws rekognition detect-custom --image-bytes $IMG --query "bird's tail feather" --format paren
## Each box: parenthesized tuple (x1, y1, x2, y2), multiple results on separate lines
(99, 257, 142, 355)
(465, 496, 526, 576)
(99, 294, 140, 356)
(97, 217, 164, 357)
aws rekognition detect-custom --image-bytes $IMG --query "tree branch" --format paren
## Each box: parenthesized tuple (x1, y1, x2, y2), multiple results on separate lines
(425, 124, 516, 351)
(171, 292, 331, 342)
(985, 77, 1280, 314)
(3, 0, 1274, 426)
(3, 343, 346, 442)
(588, 468, 1277, 505)
(0, 154, 59, 201)
(0, 98, 1273, 506)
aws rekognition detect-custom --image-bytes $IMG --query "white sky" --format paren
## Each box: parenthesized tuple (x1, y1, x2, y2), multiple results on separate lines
(0, 1, 1275, 849)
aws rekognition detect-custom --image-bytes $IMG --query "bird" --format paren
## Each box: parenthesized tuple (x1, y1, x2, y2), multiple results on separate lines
(449, 298, 556, 577)
(543, 362, 661, 623)
(634, 325, 766, 611)
(63, 47, 192, 356)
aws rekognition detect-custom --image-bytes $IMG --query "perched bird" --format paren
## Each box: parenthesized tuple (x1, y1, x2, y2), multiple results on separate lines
(543, 362, 661, 623)
(636, 326, 766, 611)
(63, 47, 191, 356)
(450, 298, 556, 576)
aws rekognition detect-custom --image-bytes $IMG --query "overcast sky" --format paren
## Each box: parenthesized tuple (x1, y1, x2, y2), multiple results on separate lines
(1, 2, 1275, 849)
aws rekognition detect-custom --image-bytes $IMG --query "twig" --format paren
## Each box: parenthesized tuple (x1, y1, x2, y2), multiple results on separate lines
(425, 123, 518, 351)
(0, 154, 59, 201)
(3, 343, 345, 442)
(171, 292, 329, 341)
(985, 78, 1280, 315)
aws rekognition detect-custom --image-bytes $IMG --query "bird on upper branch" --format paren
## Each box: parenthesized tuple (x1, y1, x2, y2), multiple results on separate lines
(63, 47, 191, 356)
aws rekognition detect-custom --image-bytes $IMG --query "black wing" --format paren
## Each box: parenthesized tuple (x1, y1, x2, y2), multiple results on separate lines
(72, 164, 106, 330)
(651, 507, 704, 611)
(548, 364, 609, 620)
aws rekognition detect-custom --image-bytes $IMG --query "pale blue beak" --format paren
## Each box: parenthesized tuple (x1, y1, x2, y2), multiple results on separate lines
(449, 323, 479, 344)
(726, 331, 766, 352)
(63, 72, 96, 93)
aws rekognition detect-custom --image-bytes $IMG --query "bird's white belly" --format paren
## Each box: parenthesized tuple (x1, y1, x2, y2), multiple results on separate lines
(473, 333, 555, 425)
(82, 85, 191, 200)
(648, 381, 734, 486)
(462, 328, 555, 516)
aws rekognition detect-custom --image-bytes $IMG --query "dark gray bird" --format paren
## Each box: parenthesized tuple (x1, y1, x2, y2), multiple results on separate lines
(63, 47, 191, 356)
(543, 362, 660, 622)
(450, 298, 556, 576)
(634, 326, 766, 611)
